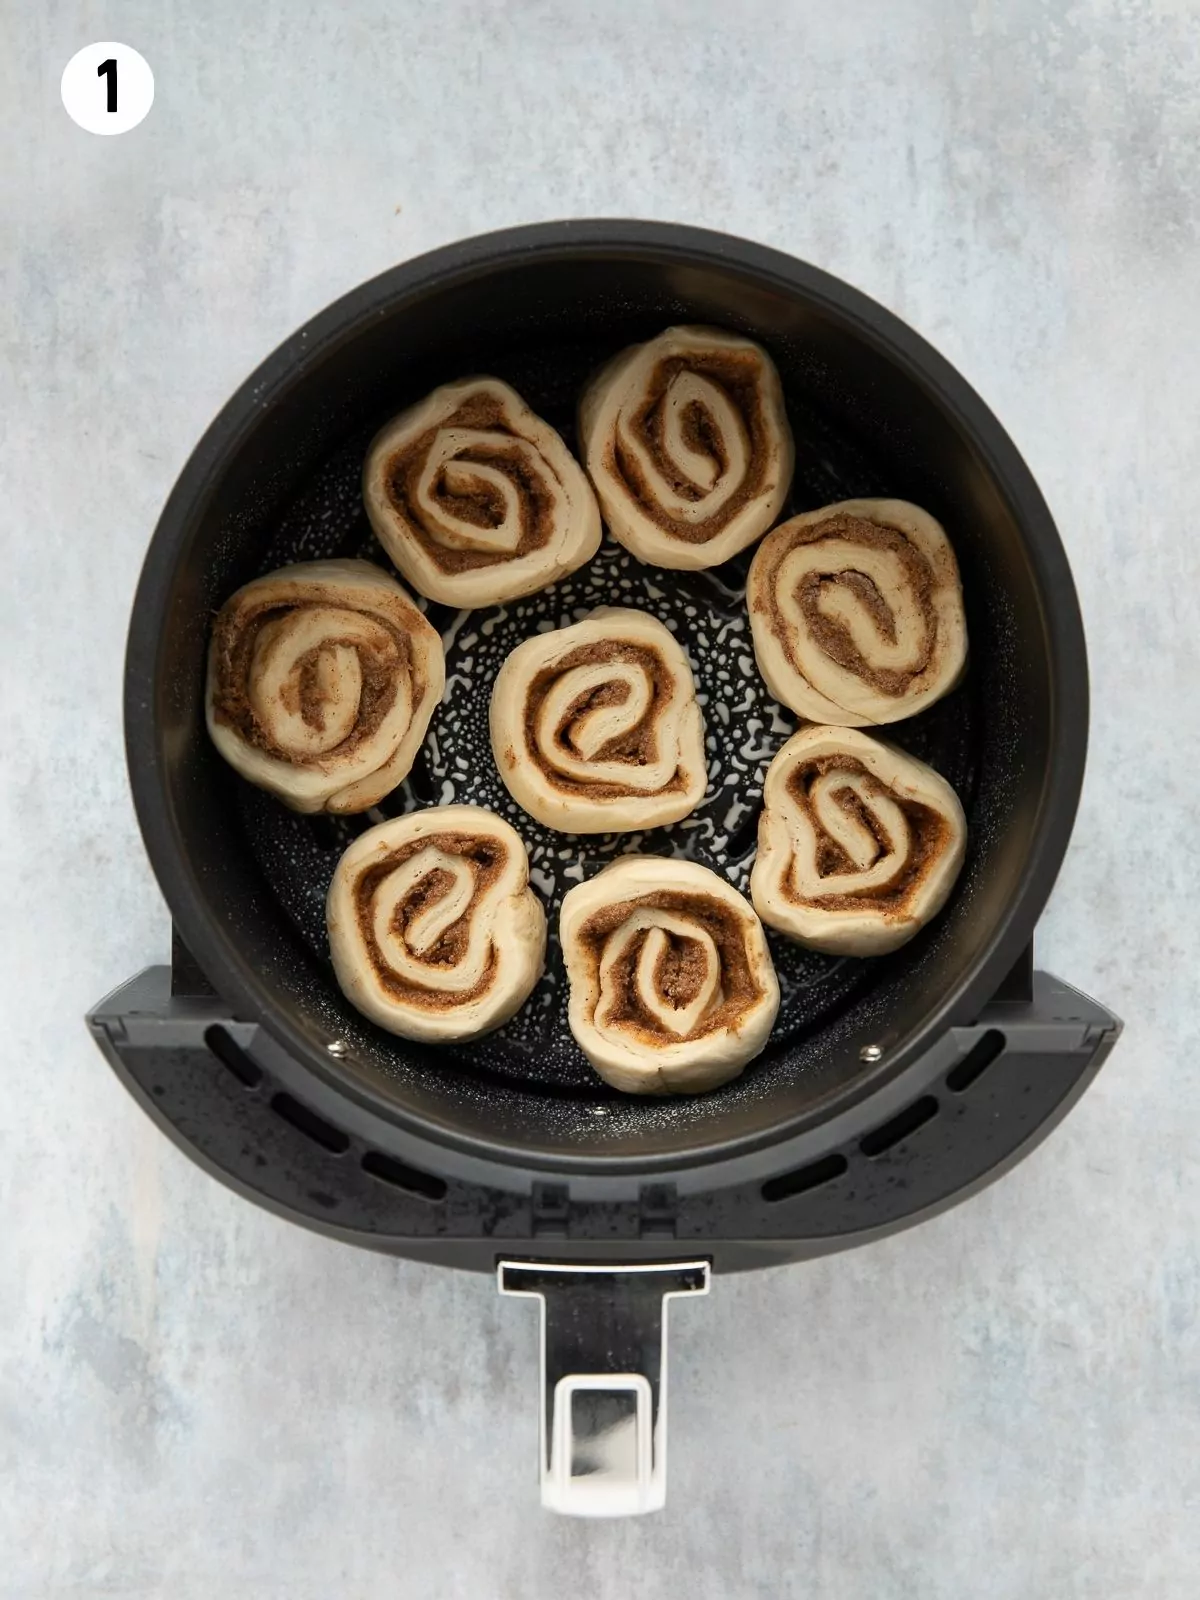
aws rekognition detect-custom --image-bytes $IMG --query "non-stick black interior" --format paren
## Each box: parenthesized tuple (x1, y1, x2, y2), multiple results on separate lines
(132, 231, 1081, 1162)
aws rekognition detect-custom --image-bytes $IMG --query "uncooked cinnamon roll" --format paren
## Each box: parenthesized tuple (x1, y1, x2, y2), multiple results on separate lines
(489, 608, 706, 834)
(559, 858, 779, 1094)
(579, 325, 794, 569)
(206, 559, 444, 814)
(747, 499, 967, 725)
(326, 806, 546, 1041)
(750, 725, 967, 956)
(363, 377, 601, 607)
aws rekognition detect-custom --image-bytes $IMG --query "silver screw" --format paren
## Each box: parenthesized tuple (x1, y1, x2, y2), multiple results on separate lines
(859, 1043, 883, 1063)
(327, 1039, 348, 1058)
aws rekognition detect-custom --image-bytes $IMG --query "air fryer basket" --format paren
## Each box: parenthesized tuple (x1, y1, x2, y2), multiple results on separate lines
(123, 221, 1089, 1175)
(100, 222, 1119, 1516)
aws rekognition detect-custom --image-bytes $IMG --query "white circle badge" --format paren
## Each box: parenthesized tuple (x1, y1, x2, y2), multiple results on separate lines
(61, 42, 154, 136)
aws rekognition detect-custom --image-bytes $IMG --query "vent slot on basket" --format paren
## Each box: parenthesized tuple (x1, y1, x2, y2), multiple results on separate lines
(859, 1095, 939, 1157)
(762, 1153, 849, 1203)
(946, 1028, 1006, 1093)
(204, 1024, 262, 1088)
(361, 1150, 447, 1202)
(270, 1093, 350, 1154)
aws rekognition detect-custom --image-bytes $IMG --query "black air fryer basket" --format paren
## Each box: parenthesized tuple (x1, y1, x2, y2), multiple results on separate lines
(91, 222, 1120, 1517)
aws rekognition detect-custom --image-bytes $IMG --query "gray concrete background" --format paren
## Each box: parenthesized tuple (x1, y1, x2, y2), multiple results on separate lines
(2, 1, 1197, 1594)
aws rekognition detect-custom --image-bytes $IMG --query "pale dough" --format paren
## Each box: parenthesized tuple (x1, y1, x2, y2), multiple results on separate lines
(579, 325, 794, 570)
(363, 377, 601, 608)
(326, 805, 546, 1042)
(559, 857, 779, 1094)
(489, 607, 707, 834)
(750, 725, 967, 955)
(205, 558, 444, 814)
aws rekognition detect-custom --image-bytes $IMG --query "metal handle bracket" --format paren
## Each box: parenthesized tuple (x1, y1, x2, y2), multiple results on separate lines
(498, 1259, 710, 1517)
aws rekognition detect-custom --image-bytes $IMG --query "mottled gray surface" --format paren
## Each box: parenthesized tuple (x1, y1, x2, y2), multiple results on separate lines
(2, 0, 1197, 1594)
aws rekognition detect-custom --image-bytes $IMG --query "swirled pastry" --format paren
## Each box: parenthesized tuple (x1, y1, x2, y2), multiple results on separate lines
(206, 559, 444, 813)
(747, 499, 967, 724)
(750, 726, 967, 955)
(489, 608, 706, 834)
(579, 325, 794, 569)
(326, 806, 546, 1041)
(559, 858, 779, 1094)
(363, 377, 601, 607)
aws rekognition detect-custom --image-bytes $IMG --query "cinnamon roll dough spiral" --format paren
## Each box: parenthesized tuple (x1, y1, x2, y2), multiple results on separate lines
(206, 559, 444, 814)
(559, 858, 780, 1094)
(579, 325, 794, 569)
(747, 499, 967, 724)
(489, 608, 707, 834)
(363, 377, 601, 607)
(750, 725, 967, 956)
(326, 806, 546, 1041)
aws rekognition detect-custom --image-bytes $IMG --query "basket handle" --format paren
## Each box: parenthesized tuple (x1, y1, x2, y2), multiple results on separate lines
(498, 1259, 710, 1517)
